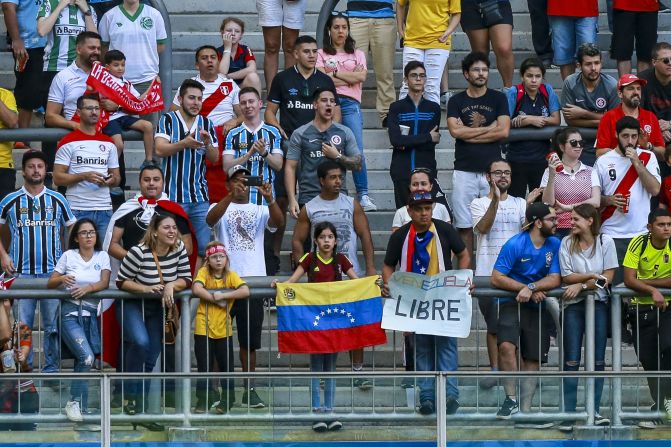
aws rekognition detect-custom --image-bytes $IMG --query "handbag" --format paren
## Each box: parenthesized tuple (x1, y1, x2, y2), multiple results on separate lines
(151, 251, 180, 345)
(478, 0, 504, 27)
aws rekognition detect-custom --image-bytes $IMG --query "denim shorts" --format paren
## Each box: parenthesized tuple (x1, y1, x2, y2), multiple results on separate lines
(549, 16, 598, 65)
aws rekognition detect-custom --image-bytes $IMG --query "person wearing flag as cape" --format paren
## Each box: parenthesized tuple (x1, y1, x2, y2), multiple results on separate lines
(381, 191, 470, 416)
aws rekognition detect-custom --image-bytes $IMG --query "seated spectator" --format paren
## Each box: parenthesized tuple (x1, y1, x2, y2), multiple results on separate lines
(506, 57, 561, 198)
(611, 0, 657, 77)
(548, 0, 598, 80)
(0, 88, 18, 200)
(561, 43, 620, 166)
(47, 219, 111, 423)
(541, 128, 601, 239)
(392, 168, 451, 233)
(317, 11, 376, 211)
(217, 17, 262, 95)
(558, 204, 617, 432)
(640, 42, 671, 148)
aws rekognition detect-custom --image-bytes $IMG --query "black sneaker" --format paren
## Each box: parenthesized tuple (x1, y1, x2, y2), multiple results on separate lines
(418, 400, 435, 415)
(327, 420, 343, 431)
(242, 388, 266, 408)
(445, 397, 460, 415)
(312, 421, 328, 432)
(496, 397, 519, 419)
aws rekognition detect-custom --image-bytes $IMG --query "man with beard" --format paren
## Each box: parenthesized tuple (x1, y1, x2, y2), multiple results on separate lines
(596, 116, 661, 284)
(640, 42, 671, 147)
(490, 203, 561, 428)
(596, 74, 665, 158)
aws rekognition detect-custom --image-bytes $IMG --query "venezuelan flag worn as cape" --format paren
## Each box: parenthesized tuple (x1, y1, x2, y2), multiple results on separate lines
(275, 276, 387, 354)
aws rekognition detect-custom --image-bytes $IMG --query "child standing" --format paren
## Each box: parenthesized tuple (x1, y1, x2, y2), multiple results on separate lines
(191, 241, 250, 414)
(273, 221, 358, 432)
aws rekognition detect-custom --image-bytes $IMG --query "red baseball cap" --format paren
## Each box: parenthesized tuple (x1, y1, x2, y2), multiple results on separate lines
(617, 74, 647, 90)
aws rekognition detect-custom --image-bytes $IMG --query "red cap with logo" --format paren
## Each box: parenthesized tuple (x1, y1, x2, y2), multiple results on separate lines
(617, 74, 647, 90)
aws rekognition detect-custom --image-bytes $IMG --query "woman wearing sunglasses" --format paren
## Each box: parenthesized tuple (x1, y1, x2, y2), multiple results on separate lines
(541, 128, 601, 239)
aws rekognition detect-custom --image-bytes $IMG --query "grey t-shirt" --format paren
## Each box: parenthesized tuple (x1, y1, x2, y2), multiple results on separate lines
(287, 122, 360, 204)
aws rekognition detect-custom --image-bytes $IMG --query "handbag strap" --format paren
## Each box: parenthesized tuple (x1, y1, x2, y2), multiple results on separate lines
(151, 250, 164, 285)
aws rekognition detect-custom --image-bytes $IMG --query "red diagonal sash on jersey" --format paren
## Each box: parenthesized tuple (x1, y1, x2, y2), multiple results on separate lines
(201, 80, 235, 117)
(601, 151, 652, 222)
(87, 62, 164, 115)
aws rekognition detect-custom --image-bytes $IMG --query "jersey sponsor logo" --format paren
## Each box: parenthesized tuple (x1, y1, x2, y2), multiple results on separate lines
(55, 24, 85, 36)
(595, 97, 606, 109)
(286, 100, 313, 110)
(330, 135, 342, 145)
(75, 156, 107, 165)
(140, 17, 154, 30)
(288, 88, 298, 96)
(521, 258, 531, 262)
(16, 219, 56, 228)
(309, 150, 325, 158)
(545, 252, 553, 268)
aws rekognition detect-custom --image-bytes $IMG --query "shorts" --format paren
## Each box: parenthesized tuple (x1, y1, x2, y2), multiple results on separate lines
(13, 47, 45, 110)
(230, 298, 265, 350)
(256, 0, 307, 29)
(451, 170, 489, 229)
(497, 301, 550, 364)
(103, 115, 140, 137)
(477, 297, 499, 334)
(610, 9, 658, 62)
(460, 0, 514, 32)
(549, 16, 598, 66)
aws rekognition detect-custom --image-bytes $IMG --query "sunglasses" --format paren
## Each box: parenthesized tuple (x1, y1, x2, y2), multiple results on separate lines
(331, 10, 348, 17)
(655, 57, 671, 65)
(568, 139, 584, 148)
(411, 167, 432, 175)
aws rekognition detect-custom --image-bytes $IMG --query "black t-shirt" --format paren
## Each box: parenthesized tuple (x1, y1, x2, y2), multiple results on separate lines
(640, 68, 671, 121)
(267, 66, 338, 137)
(447, 89, 509, 173)
(384, 219, 465, 269)
(507, 92, 552, 164)
(114, 209, 191, 251)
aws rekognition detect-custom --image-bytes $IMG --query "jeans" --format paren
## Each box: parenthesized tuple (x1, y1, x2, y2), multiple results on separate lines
(415, 334, 459, 403)
(340, 97, 368, 198)
(72, 209, 112, 237)
(310, 353, 338, 411)
(399, 47, 450, 105)
(562, 300, 608, 414)
(179, 201, 211, 257)
(549, 16, 598, 65)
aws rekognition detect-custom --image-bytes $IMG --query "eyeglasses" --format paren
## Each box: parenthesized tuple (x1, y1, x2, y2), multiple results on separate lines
(489, 170, 512, 177)
(655, 57, 671, 65)
(407, 73, 427, 79)
(80, 106, 100, 112)
(568, 139, 585, 148)
(77, 230, 96, 238)
(410, 191, 432, 201)
(331, 10, 348, 17)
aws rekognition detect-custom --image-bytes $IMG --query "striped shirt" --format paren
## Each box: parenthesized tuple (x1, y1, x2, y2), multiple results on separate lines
(116, 242, 192, 288)
(0, 187, 76, 275)
(223, 121, 283, 205)
(155, 111, 219, 204)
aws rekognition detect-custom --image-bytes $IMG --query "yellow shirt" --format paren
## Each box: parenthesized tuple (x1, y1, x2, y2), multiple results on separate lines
(0, 88, 17, 169)
(193, 266, 246, 339)
(398, 0, 461, 50)
(622, 234, 671, 304)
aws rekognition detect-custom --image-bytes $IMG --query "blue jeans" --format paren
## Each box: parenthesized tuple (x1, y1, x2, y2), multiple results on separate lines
(310, 353, 338, 411)
(562, 300, 608, 414)
(16, 273, 59, 372)
(72, 209, 112, 236)
(415, 334, 459, 403)
(549, 16, 598, 65)
(340, 97, 369, 198)
(178, 201, 210, 257)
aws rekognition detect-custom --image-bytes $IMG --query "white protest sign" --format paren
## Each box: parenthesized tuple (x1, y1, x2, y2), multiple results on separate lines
(382, 270, 473, 338)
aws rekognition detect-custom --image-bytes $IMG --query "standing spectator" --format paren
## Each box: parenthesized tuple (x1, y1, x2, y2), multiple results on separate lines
(388, 61, 442, 209)
(53, 95, 121, 234)
(217, 17, 263, 95)
(346, 0, 396, 127)
(561, 43, 620, 166)
(506, 58, 561, 198)
(392, 168, 451, 232)
(156, 79, 219, 259)
(0, 89, 18, 200)
(396, 0, 461, 105)
(317, 12, 376, 211)
(447, 52, 510, 264)
(527, 0, 554, 68)
(548, 0, 599, 80)
(611, 0, 659, 77)
(640, 42, 671, 147)
(491, 203, 561, 428)
(541, 128, 601, 239)
(459, 0, 514, 88)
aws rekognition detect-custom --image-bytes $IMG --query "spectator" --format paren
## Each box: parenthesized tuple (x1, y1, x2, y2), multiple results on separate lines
(156, 79, 219, 259)
(561, 43, 620, 166)
(0, 151, 76, 377)
(659, 147, 671, 209)
(285, 88, 361, 220)
(558, 204, 617, 432)
(397, 0, 461, 105)
(527, 0, 554, 68)
(217, 17, 263, 95)
(47, 218, 111, 423)
(317, 12, 376, 212)
(541, 128, 601, 239)
(388, 61, 442, 209)
(623, 208, 671, 427)
(116, 213, 191, 431)
(595, 116, 661, 285)
(595, 74, 665, 158)
(392, 168, 451, 232)
(53, 95, 121, 234)
(506, 58, 561, 198)
(611, 0, 658, 77)
(382, 191, 470, 416)
(205, 165, 284, 409)
(470, 159, 531, 388)
(447, 52, 510, 265)
(346, 0, 396, 127)
(548, 0, 599, 80)
(491, 203, 561, 428)
(640, 42, 671, 147)
(191, 241, 250, 414)
(0, 89, 18, 200)
(459, 0, 514, 88)
(256, 0, 307, 93)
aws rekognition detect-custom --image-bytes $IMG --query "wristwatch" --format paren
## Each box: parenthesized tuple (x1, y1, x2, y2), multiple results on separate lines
(527, 282, 536, 291)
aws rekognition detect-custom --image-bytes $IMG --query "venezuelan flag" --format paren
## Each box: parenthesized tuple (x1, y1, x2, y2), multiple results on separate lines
(275, 276, 387, 354)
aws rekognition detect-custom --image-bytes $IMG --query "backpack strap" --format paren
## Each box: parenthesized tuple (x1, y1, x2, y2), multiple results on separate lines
(513, 84, 525, 116)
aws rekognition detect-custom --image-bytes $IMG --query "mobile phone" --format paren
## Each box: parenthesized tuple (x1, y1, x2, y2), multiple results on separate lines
(595, 277, 607, 289)
(244, 175, 263, 187)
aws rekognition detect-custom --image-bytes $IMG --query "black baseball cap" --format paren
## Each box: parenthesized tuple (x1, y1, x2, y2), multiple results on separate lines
(21, 150, 48, 168)
(523, 202, 552, 230)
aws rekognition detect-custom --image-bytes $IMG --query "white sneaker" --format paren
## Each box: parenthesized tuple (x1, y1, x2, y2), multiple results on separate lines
(65, 400, 83, 422)
(359, 195, 377, 212)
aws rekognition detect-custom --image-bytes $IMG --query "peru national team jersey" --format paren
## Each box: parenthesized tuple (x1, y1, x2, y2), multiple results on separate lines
(172, 74, 239, 127)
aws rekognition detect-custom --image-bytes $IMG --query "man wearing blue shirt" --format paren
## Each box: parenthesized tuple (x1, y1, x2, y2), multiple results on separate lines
(491, 202, 561, 428)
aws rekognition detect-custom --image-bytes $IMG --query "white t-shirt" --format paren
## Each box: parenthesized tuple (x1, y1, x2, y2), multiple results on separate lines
(392, 203, 451, 229)
(594, 148, 661, 238)
(54, 249, 111, 313)
(559, 234, 619, 303)
(172, 74, 239, 126)
(47, 62, 88, 120)
(98, 4, 167, 84)
(211, 202, 276, 276)
(470, 195, 527, 276)
(54, 131, 120, 210)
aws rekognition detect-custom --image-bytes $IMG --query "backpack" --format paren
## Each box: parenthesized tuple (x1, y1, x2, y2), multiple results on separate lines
(513, 83, 550, 116)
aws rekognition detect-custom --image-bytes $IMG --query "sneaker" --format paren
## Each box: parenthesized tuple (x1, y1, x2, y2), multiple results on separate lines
(639, 419, 664, 429)
(664, 397, 671, 420)
(440, 91, 452, 108)
(193, 402, 208, 414)
(496, 397, 519, 420)
(418, 400, 435, 415)
(312, 421, 328, 432)
(479, 376, 498, 389)
(595, 414, 610, 426)
(359, 195, 377, 212)
(515, 420, 555, 429)
(400, 378, 415, 389)
(445, 397, 460, 415)
(65, 400, 83, 422)
(353, 378, 373, 390)
(557, 420, 575, 432)
(328, 420, 343, 431)
(242, 388, 265, 408)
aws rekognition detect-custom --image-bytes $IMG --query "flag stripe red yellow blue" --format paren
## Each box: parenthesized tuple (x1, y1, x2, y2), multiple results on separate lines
(277, 297, 382, 331)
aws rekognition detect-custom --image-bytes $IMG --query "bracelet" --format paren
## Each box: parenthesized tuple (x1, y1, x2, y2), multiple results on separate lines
(261, 150, 269, 158)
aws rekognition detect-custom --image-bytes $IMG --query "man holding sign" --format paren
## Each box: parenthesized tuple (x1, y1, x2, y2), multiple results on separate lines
(382, 191, 470, 416)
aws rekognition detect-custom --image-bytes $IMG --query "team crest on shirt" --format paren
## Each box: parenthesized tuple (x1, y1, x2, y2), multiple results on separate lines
(644, 124, 652, 134)
(94, 264, 101, 271)
(19, 207, 28, 214)
(545, 252, 553, 268)
(595, 98, 606, 109)
(220, 85, 230, 95)
(140, 17, 154, 30)
(330, 135, 342, 145)
(99, 144, 108, 153)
